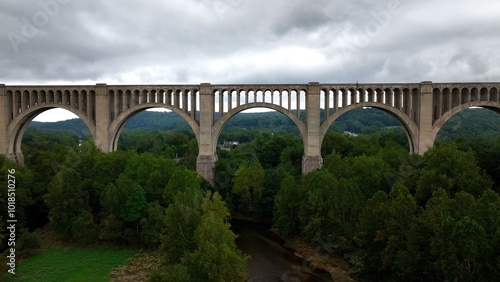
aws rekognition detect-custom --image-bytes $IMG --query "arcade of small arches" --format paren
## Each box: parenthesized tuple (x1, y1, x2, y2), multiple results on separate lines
(1, 82, 499, 183)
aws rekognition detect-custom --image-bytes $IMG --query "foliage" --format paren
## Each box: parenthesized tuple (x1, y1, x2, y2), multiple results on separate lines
(273, 174, 301, 237)
(38, 140, 202, 248)
(44, 168, 89, 237)
(159, 191, 248, 281)
(12, 105, 500, 281)
(17, 231, 41, 252)
(415, 143, 493, 203)
(232, 158, 265, 213)
(0, 158, 34, 243)
(186, 192, 249, 282)
(161, 186, 203, 263)
(150, 264, 191, 282)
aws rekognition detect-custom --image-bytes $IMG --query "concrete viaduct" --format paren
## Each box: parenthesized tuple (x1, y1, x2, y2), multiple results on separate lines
(1, 82, 499, 183)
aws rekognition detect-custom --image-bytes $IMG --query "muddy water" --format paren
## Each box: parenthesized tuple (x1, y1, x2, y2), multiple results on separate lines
(232, 220, 332, 282)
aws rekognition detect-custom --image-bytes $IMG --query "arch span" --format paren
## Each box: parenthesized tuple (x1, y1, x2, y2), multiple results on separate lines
(7, 104, 96, 163)
(431, 101, 500, 146)
(108, 104, 200, 152)
(212, 103, 307, 154)
(319, 102, 418, 153)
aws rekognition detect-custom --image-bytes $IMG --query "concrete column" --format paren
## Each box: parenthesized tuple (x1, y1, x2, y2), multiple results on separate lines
(94, 83, 111, 153)
(191, 90, 197, 118)
(324, 90, 330, 120)
(302, 82, 323, 174)
(288, 91, 291, 110)
(416, 81, 434, 154)
(333, 90, 338, 111)
(87, 91, 94, 120)
(196, 83, 217, 183)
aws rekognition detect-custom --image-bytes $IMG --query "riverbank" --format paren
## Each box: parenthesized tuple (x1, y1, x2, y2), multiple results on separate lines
(284, 237, 355, 281)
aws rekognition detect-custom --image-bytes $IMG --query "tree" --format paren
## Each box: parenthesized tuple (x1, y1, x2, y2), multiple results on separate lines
(0, 158, 34, 234)
(298, 170, 337, 242)
(273, 174, 301, 237)
(45, 168, 89, 237)
(140, 202, 166, 248)
(232, 158, 265, 213)
(352, 190, 389, 278)
(328, 178, 363, 248)
(151, 264, 191, 282)
(430, 216, 488, 281)
(161, 186, 203, 263)
(377, 184, 418, 274)
(186, 192, 249, 282)
(348, 154, 390, 198)
(163, 166, 202, 206)
(416, 143, 493, 203)
(72, 211, 98, 244)
(124, 186, 148, 240)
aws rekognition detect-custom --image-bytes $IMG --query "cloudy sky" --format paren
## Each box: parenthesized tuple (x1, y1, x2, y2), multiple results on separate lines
(1, 0, 499, 120)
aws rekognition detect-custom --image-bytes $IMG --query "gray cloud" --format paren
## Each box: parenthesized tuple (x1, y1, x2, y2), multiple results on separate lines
(0, 0, 499, 86)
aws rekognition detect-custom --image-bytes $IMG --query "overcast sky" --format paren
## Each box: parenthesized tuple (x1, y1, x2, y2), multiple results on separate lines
(1, 0, 500, 121)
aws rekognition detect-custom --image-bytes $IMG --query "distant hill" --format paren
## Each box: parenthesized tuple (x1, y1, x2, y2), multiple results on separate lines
(27, 108, 500, 139)
(29, 118, 90, 137)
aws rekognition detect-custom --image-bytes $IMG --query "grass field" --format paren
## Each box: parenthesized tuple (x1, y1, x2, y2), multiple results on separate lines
(1, 246, 136, 282)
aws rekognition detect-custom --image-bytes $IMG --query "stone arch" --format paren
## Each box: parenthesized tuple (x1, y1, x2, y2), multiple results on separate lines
(212, 103, 307, 154)
(319, 102, 418, 153)
(108, 104, 200, 152)
(7, 104, 96, 163)
(430, 101, 500, 146)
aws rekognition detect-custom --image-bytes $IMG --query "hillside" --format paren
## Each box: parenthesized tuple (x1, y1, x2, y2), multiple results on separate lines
(27, 108, 500, 139)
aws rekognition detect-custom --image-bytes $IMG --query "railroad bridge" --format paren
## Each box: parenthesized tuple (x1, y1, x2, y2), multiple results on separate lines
(1, 82, 499, 183)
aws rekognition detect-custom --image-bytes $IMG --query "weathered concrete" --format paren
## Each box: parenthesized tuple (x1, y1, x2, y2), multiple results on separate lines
(1, 81, 499, 183)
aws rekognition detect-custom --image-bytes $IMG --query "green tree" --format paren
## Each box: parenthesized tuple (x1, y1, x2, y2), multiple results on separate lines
(124, 186, 148, 239)
(45, 168, 89, 237)
(328, 178, 363, 249)
(348, 154, 390, 198)
(187, 192, 249, 282)
(416, 143, 493, 203)
(298, 170, 337, 242)
(72, 211, 99, 244)
(161, 187, 203, 263)
(232, 158, 265, 213)
(140, 202, 166, 248)
(163, 166, 202, 206)
(150, 264, 191, 282)
(377, 184, 419, 274)
(273, 174, 301, 237)
(430, 216, 489, 281)
(0, 158, 34, 234)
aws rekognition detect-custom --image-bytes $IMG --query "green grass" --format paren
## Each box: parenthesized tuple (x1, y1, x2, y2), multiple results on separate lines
(1, 246, 136, 282)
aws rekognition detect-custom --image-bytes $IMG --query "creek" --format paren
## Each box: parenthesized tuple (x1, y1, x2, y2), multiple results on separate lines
(232, 219, 332, 282)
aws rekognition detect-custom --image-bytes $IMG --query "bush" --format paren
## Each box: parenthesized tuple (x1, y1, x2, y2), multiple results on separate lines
(18, 231, 41, 251)
(149, 264, 190, 282)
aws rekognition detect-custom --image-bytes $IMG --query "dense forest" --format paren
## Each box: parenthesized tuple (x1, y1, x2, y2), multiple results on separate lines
(2, 107, 500, 281)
